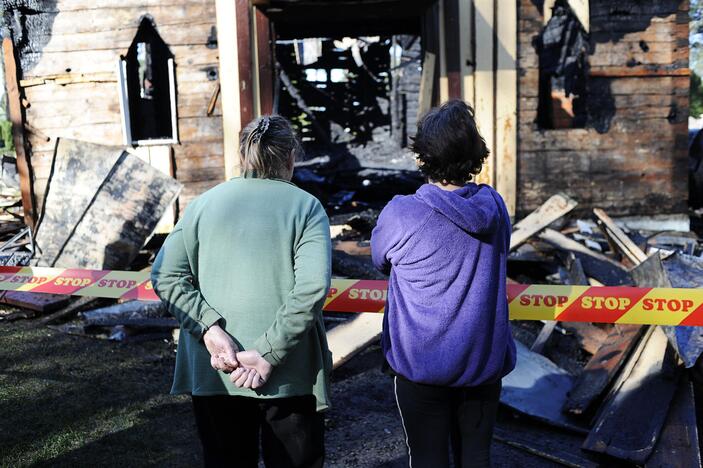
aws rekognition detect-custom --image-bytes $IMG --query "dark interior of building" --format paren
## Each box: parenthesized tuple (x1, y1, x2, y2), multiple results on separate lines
(254, 0, 438, 212)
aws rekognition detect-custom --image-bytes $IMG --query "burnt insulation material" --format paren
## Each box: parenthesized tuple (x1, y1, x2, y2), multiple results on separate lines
(2, 0, 58, 72)
(536, 3, 589, 98)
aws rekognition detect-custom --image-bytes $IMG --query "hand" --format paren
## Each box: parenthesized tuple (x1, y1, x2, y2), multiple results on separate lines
(203, 324, 239, 373)
(229, 350, 273, 389)
(229, 367, 263, 389)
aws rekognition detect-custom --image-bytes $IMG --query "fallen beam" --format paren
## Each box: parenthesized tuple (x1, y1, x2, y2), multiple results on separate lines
(539, 229, 633, 285)
(593, 208, 647, 266)
(582, 326, 680, 464)
(563, 324, 644, 416)
(493, 426, 599, 468)
(327, 313, 383, 369)
(645, 376, 701, 468)
(510, 194, 578, 251)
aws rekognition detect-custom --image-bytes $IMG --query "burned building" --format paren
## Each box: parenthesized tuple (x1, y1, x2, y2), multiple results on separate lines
(0, 0, 691, 229)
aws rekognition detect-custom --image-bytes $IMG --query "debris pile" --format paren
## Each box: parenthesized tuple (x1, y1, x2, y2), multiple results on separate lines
(328, 192, 703, 466)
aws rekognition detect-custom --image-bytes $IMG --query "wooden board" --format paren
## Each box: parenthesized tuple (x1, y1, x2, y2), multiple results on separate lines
(538, 228, 625, 268)
(593, 208, 648, 265)
(57, 152, 182, 269)
(2, 38, 35, 228)
(473, 0, 495, 186)
(333, 241, 371, 256)
(560, 322, 609, 355)
(216, 0, 242, 179)
(458, 0, 475, 106)
(510, 194, 578, 250)
(563, 324, 644, 416)
(494, 0, 517, 216)
(583, 326, 680, 464)
(493, 425, 599, 468)
(645, 377, 702, 468)
(327, 313, 384, 369)
(530, 321, 557, 354)
(501, 340, 587, 433)
(34, 139, 124, 266)
(0, 291, 71, 313)
(35, 139, 182, 269)
(417, 52, 436, 119)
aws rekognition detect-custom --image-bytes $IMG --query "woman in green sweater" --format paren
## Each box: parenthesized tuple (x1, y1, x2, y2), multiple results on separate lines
(151, 116, 332, 468)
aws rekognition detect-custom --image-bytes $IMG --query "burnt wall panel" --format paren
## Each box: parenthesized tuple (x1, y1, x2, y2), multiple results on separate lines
(517, 0, 689, 217)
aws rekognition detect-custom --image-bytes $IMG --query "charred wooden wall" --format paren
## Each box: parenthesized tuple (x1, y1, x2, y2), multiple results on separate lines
(517, 0, 690, 217)
(5, 0, 224, 215)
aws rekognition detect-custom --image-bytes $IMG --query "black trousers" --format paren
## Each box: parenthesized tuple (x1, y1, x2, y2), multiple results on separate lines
(191, 395, 324, 468)
(393, 376, 501, 468)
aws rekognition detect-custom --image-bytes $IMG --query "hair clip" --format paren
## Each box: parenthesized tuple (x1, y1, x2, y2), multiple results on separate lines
(252, 116, 271, 144)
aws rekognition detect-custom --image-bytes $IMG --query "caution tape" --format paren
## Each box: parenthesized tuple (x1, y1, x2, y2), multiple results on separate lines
(0, 266, 701, 326)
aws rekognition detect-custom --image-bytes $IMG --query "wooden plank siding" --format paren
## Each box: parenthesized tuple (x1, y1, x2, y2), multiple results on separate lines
(16, 0, 224, 216)
(516, 0, 690, 217)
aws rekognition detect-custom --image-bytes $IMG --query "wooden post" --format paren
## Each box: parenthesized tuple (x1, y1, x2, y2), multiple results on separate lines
(2, 37, 35, 229)
(236, 0, 255, 128)
(254, 7, 274, 116)
(473, 0, 495, 186)
(459, 0, 475, 105)
(495, 0, 517, 216)
(216, 0, 242, 179)
(438, 0, 449, 103)
(417, 52, 436, 120)
(443, 0, 462, 99)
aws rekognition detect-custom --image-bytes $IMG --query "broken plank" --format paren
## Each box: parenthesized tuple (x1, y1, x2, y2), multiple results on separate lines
(84, 317, 178, 329)
(333, 241, 371, 256)
(501, 340, 587, 433)
(510, 194, 578, 250)
(563, 324, 644, 416)
(2, 37, 36, 228)
(39, 297, 103, 325)
(533, 253, 591, 354)
(81, 300, 167, 323)
(327, 313, 384, 369)
(631, 253, 672, 288)
(493, 426, 599, 468)
(530, 321, 557, 354)
(564, 252, 589, 286)
(417, 52, 436, 120)
(645, 376, 702, 468)
(560, 322, 609, 355)
(539, 228, 633, 285)
(0, 291, 71, 313)
(538, 228, 620, 266)
(593, 208, 648, 265)
(583, 326, 680, 464)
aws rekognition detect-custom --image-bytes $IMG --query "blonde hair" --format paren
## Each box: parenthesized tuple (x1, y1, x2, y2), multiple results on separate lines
(239, 115, 302, 179)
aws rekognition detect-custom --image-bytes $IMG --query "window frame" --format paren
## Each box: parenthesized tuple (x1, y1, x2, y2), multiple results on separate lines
(117, 57, 179, 147)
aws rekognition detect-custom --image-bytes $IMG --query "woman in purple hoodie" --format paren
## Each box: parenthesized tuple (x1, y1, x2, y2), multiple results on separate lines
(371, 100, 516, 467)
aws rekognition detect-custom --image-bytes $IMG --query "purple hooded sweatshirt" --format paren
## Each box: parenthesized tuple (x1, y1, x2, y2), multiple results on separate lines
(371, 183, 516, 387)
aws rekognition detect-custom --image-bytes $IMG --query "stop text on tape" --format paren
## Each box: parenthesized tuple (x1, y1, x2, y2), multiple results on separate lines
(0, 266, 701, 326)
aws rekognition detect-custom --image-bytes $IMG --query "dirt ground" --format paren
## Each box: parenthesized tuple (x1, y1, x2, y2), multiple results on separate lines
(1, 320, 564, 467)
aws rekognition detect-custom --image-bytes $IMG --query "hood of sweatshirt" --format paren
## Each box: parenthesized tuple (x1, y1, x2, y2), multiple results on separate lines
(415, 183, 502, 236)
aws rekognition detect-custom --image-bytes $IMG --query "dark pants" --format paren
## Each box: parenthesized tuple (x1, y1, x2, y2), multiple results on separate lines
(191, 394, 324, 468)
(393, 376, 501, 468)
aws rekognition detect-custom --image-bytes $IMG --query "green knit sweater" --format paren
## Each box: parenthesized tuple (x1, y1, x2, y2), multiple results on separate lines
(151, 177, 332, 411)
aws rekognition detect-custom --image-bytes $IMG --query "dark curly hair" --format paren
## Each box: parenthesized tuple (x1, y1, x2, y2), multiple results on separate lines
(411, 100, 489, 185)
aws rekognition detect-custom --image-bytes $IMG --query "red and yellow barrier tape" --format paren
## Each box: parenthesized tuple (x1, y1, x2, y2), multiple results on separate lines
(0, 266, 701, 326)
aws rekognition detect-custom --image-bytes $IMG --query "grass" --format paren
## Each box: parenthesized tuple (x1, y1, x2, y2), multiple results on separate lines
(0, 321, 201, 467)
